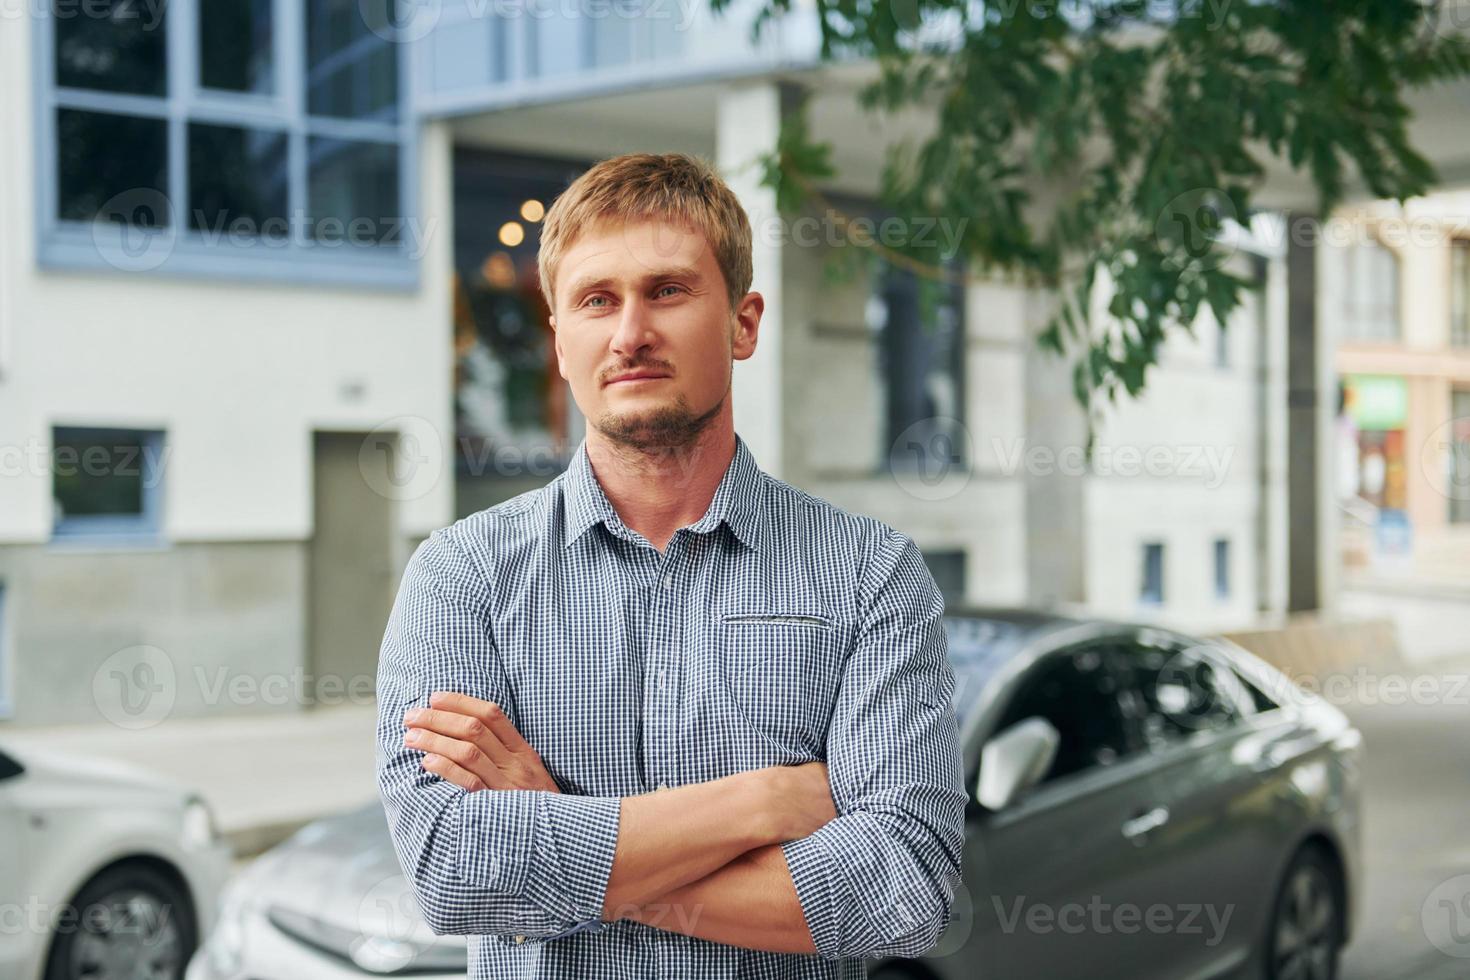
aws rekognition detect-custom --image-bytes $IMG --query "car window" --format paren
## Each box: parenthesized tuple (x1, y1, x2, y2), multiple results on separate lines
(1117, 636, 1248, 747)
(994, 642, 1132, 785)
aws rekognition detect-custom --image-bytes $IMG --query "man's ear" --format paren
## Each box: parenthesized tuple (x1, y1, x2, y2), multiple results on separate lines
(731, 292, 763, 362)
(550, 315, 569, 381)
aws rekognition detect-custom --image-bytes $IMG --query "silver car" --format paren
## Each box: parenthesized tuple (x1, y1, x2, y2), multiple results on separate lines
(884, 609, 1363, 980)
(191, 609, 1361, 980)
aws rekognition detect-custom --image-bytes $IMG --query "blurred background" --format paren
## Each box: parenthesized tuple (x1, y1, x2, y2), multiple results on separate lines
(0, 0, 1468, 978)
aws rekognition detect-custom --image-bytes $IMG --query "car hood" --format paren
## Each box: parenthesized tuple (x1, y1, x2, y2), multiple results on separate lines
(5, 745, 192, 806)
(243, 804, 451, 948)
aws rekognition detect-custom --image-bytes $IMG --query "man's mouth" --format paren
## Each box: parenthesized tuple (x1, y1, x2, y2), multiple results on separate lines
(605, 371, 671, 386)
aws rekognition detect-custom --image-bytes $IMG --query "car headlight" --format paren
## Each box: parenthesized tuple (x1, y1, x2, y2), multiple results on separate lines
(182, 796, 221, 850)
(207, 887, 248, 975)
(269, 905, 467, 975)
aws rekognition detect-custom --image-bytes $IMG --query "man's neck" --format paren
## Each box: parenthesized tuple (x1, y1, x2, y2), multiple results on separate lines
(584, 424, 736, 554)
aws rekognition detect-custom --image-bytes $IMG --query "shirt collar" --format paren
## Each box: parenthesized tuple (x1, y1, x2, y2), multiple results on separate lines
(561, 434, 764, 552)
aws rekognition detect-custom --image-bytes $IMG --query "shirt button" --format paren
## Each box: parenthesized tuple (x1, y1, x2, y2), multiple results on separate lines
(514, 935, 526, 944)
(656, 782, 669, 791)
(661, 575, 674, 589)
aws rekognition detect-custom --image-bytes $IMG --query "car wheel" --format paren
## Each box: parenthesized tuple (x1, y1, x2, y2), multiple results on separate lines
(1266, 847, 1343, 980)
(44, 863, 197, 980)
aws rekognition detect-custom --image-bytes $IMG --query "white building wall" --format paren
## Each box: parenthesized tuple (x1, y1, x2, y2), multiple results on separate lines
(1082, 278, 1273, 633)
(0, 16, 455, 545)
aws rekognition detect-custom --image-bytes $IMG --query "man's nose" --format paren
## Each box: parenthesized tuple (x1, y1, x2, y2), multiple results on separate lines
(609, 296, 657, 355)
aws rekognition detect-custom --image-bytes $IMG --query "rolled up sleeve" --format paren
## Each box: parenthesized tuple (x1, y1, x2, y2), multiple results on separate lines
(780, 532, 968, 960)
(375, 528, 622, 937)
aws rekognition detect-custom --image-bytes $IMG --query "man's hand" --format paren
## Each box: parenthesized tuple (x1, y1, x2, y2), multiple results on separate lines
(756, 763, 838, 843)
(402, 692, 560, 793)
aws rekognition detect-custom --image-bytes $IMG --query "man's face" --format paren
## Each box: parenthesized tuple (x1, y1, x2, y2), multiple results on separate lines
(550, 218, 761, 451)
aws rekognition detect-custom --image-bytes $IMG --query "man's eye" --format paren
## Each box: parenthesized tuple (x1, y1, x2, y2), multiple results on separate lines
(584, 295, 609, 309)
(655, 285, 684, 298)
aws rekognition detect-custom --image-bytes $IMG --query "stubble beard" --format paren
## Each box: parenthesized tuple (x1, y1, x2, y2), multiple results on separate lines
(594, 384, 727, 454)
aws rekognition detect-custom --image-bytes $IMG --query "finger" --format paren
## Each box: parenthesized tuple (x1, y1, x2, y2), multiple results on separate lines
(403, 708, 514, 764)
(420, 753, 487, 792)
(404, 729, 500, 786)
(429, 692, 534, 754)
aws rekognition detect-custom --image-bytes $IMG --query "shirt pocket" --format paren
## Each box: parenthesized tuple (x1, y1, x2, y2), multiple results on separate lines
(719, 612, 846, 759)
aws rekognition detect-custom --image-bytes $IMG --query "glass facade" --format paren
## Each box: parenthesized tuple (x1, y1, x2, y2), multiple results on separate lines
(38, 0, 414, 283)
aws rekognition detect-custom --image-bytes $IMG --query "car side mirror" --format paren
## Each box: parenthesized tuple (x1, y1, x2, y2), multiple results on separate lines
(976, 717, 1060, 811)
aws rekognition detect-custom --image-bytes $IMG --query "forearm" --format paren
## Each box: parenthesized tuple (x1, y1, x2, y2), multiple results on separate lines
(624, 844, 817, 954)
(601, 770, 775, 918)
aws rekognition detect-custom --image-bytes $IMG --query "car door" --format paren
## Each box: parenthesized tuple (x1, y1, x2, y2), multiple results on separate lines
(956, 637, 1180, 980)
(1109, 630, 1287, 979)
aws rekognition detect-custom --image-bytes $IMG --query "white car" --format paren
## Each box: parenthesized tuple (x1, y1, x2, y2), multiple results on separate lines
(0, 742, 233, 980)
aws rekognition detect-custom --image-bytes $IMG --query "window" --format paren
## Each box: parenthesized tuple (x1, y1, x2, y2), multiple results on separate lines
(1213, 537, 1231, 600)
(1452, 240, 1470, 349)
(452, 150, 589, 510)
(1232, 668, 1281, 715)
(920, 549, 967, 607)
(994, 643, 1132, 786)
(1341, 239, 1400, 342)
(1118, 639, 1245, 747)
(1451, 390, 1470, 525)
(875, 256, 968, 477)
(37, 0, 413, 285)
(51, 427, 166, 541)
(1140, 542, 1165, 605)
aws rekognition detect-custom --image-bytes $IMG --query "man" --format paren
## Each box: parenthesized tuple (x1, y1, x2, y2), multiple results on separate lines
(375, 152, 967, 979)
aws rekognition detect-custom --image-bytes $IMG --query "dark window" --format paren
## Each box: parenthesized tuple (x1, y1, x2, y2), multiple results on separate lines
(54, 0, 166, 95)
(451, 149, 588, 513)
(1214, 537, 1231, 600)
(1140, 542, 1165, 604)
(1233, 669, 1280, 714)
(188, 124, 289, 238)
(306, 0, 399, 121)
(921, 549, 966, 606)
(307, 137, 401, 245)
(56, 109, 169, 226)
(1120, 640, 1244, 747)
(199, 0, 274, 93)
(876, 258, 968, 477)
(51, 427, 166, 539)
(43, 0, 409, 282)
(995, 644, 1131, 785)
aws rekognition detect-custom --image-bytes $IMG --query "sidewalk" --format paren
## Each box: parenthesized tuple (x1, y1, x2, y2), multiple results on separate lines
(1, 703, 381, 857)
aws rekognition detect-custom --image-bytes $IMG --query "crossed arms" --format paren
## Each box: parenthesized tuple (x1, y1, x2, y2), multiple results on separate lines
(374, 527, 968, 960)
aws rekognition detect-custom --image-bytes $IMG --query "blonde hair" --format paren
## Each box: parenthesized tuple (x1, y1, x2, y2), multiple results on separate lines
(537, 152, 753, 315)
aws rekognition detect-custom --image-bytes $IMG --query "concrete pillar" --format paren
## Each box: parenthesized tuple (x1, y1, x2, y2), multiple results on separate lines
(1286, 214, 1337, 612)
(716, 81, 789, 477)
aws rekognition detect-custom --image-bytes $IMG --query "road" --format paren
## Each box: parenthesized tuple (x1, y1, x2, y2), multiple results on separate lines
(1339, 660, 1470, 980)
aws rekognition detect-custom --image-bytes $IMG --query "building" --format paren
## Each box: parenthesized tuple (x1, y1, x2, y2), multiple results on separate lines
(1, 0, 1307, 724)
(1327, 193, 1470, 659)
(0, 1, 455, 724)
